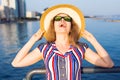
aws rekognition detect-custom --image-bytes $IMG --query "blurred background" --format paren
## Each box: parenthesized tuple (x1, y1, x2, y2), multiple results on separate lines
(0, 0, 120, 80)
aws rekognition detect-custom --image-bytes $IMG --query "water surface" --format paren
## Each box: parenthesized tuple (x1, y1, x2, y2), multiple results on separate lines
(0, 19, 120, 80)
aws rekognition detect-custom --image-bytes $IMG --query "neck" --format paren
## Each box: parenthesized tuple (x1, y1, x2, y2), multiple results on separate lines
(55, 33, 69, 45)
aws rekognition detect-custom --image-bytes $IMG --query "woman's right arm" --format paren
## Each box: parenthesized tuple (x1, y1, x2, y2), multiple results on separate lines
(11, 29, 45, 67)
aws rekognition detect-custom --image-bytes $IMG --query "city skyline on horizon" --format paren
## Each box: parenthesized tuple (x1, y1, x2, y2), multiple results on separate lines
(0, 0, 26, 21)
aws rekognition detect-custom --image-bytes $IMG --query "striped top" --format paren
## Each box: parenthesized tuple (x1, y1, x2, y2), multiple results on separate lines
(38, 42, 88, 80)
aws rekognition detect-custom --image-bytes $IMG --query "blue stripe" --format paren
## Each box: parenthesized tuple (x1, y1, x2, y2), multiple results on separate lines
(70, 53, 75, 80)
(72, 47, 82, 79)
(74, 54, 79, 79)
(54, 55, 59, 80)
(38, 43, 45, 52)
(71, 51, 81, 80)
(43, 44, 52, 59)
(79, 44, 85, 53)
(74, 47, 83, 60)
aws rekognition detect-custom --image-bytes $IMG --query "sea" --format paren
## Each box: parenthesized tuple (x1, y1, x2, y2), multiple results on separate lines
(0, 17, 120, 80)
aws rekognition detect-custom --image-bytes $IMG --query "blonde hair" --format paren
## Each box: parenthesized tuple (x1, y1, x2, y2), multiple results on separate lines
(46, 19, 80, 47)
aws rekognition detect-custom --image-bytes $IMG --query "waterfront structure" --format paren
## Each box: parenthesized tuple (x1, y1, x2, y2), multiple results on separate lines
(26, 11, 36, 18)
(26, 11, 40, 19)
(0, 6, 5, 19)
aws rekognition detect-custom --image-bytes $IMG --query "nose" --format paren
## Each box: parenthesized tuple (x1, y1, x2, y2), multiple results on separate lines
(60, 18, 65, 23)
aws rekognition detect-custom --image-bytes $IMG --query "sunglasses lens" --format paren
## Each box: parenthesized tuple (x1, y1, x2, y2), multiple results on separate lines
(54, 16, 62, 21)
(64, 16, 72, 22)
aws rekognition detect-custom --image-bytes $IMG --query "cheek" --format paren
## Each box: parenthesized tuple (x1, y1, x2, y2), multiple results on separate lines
(54, 21, 58, 26)
(54, 22, 58, 31)
(67, 23, 72, 31)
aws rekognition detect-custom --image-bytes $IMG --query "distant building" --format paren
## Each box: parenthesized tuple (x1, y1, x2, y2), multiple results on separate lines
(1, 0, 19, 18)
(26, 11, 40, 19)
(0, 6, 6, 19)
(1, 0, 26, 20)
(18, 0, 26, 18)
(26, 11, 35, 18)
(0, 5, 10, 21)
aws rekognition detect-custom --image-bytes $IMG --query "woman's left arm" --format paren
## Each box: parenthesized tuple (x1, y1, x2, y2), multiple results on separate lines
(82, 30, 114, 68)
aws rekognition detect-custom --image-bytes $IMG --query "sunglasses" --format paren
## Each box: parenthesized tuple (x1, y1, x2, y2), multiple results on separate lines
(54, 16, 72, 22)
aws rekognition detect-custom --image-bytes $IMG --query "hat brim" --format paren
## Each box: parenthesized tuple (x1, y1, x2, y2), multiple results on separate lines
(40, 4, 85, 40)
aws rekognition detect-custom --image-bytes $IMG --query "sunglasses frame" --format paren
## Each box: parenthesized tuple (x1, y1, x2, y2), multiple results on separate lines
(54, 16, 72, 22)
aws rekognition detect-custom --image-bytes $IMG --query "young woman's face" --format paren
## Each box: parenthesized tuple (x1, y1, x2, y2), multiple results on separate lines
(54, 13, 72, 34)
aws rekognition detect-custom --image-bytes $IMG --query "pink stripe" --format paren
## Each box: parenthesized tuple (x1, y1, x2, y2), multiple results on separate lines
(55, 53, 65, 58)
(52, 57, 56, 80)
(69, 54, 72, 80)
(48, 72, 50, 80)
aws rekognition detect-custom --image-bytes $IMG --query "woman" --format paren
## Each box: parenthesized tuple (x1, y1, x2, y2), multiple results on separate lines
(11, 4, 114, 80)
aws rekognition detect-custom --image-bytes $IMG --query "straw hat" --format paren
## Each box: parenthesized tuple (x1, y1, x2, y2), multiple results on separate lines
(40, 4, 85, 41)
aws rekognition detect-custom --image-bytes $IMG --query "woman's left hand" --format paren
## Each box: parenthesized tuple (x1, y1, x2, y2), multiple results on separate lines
(82, 30, 114, 68)
(81, 30, 96, 43)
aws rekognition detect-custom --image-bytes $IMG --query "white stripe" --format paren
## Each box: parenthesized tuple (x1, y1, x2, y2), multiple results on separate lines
(65, 56, 69, 80)
(67, 55, 70, 80)
(42, 44, 47, 53)
(78, 48, 84, 59)
(45, 47, 53, 61)
(43, 45, 53, 80)
(53, 50, 61, 54)
(48, 53, 55, 80)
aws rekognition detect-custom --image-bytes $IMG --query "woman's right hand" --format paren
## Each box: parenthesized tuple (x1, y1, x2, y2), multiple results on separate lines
(11, 29, 45, 67)
(32, 29, 45, 42)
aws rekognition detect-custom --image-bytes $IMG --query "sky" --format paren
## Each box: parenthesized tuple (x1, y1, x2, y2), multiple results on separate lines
(0, 0, 120, 15)
(25, 0, 120, 16)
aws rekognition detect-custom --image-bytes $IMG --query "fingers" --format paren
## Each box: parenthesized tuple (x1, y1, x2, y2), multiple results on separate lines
(36, 29, 45, 36)
(39, 29, 45, 39)
(81, 30, 89, 38)
(38, 29, 45, 39)
(82, 30, 91, 36)
(33, 29, 45, 41)
(82, 30, 93, 37)
(81, 30, 96, 42)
